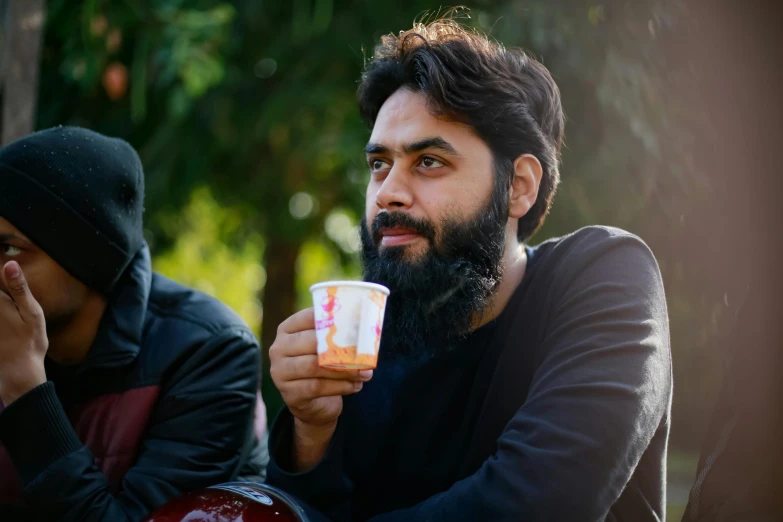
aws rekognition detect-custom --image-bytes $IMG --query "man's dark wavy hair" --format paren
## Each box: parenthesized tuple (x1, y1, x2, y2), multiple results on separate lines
(357, 17, 565, 242)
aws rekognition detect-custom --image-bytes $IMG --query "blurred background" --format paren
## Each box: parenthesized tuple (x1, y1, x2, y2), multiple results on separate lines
(2, 1, 781, 520)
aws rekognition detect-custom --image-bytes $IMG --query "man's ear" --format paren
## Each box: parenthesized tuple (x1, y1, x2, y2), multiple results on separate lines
(509, 154, 543, 219)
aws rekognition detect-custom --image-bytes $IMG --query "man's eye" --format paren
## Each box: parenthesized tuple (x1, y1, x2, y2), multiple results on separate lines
(370, 159, 391, 172)
(420, 157, 444, 168)
(0, 244, 22, 257)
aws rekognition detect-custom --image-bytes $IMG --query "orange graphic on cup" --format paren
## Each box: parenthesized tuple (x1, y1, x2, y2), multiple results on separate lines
(321, 288, 341, 350)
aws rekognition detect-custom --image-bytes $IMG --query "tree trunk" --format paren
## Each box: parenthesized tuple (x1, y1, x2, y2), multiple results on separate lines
(0, 0, 45, 146)
(260, 236, 302, 424)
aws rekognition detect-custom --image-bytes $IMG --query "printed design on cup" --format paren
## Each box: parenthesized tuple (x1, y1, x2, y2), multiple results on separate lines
(319, 290, 340, 320)
(354, 289, 387, 368)
(318, 286, 358, 368)
(370, 290, 385, 354)
(317, 287, 340, 337)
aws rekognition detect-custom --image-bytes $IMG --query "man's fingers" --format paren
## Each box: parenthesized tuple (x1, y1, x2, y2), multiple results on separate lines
(278, 329, 319, 357)
(1, 262, 41, 322)
(0, 288, 15, 309)
(282, 378, 363, 401)
(270, 323, 318, 359)
(278, 308, 315, 335)
(274, 354, 369, 382)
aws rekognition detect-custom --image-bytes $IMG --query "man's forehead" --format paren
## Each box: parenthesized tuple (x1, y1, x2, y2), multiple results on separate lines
(369, 90, 476, 153)
(371, 91, 439, 136)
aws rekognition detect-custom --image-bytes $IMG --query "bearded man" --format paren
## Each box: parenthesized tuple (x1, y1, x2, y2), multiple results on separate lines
(266, 19, 671, 522)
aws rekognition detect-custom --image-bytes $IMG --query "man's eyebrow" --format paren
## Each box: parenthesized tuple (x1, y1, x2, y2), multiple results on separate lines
(403, 137, 462, 157)
(364, 143, 390, 155)
(0, 233, 28, 243)
(364, 137, 463, 158)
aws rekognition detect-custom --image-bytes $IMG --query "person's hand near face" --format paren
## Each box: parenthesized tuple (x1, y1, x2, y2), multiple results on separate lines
(0, 260, 48, 405)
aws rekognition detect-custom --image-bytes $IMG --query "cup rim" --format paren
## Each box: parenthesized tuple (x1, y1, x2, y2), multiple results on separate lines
(309, 280, 390, 295)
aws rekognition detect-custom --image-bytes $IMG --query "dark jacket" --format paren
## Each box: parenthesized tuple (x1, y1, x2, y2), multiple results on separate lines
(0, 245, 268, 521)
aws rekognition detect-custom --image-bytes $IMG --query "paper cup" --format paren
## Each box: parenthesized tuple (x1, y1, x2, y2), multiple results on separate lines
(310, 281, 390, 371)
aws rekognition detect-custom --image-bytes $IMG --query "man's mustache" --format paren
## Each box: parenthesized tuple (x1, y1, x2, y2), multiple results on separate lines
(371, 211, 437, 245)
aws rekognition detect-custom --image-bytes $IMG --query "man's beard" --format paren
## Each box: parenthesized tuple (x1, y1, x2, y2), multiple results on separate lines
(360, 195, 508, 360)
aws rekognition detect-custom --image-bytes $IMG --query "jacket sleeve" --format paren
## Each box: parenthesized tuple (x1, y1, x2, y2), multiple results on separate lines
(0, 328, 263, 522)
(271, 230, 672, 522)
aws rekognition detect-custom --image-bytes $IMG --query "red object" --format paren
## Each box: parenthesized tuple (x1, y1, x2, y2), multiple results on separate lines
(103, 62, 128, 101)
(141, 483, 309, 522)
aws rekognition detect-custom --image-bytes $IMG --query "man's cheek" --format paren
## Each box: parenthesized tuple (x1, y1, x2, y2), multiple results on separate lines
(26, 285, 46, 309)
(366, 209, 378, 231)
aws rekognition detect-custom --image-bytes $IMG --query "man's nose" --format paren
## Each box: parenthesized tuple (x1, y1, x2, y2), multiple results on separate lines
(374, 166, 413, 211)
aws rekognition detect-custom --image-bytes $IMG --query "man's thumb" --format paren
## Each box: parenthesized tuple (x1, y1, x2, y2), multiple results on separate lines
(4, 261, 23, 287)
(3, 261, 37, 313)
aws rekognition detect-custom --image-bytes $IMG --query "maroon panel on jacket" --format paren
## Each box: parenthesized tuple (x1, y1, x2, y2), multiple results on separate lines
(68, 385, 161, 492)
(0, 385, 160, 502)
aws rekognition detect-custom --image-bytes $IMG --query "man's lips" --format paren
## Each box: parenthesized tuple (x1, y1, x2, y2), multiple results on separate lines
(379, 227, 423, 247)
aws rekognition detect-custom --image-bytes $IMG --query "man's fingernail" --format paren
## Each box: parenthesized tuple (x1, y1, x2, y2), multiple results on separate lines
(354, 382, 364, 391)
(359, 370, 373, 381)
(5, 262, 20, 278)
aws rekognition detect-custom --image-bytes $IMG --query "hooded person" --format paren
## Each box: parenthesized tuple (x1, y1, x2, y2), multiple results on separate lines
(0, 126, 268, 522)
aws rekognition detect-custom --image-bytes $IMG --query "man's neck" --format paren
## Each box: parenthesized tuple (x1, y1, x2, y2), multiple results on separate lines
(48, 295, 107, 365)
(475, 240, 527, 329)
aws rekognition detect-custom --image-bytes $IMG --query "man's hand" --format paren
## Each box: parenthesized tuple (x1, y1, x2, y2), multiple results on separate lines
(0, 261, 48, 405)
(269, 308, 372, 471)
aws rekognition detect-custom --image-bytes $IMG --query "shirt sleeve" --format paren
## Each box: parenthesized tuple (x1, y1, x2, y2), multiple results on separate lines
(266, 407, 354, 521)
(0, 329, 263, 522)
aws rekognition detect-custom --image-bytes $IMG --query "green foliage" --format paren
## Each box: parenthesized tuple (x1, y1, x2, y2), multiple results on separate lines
(37, 0, 726, 451)
(152, 187, 266, 332)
